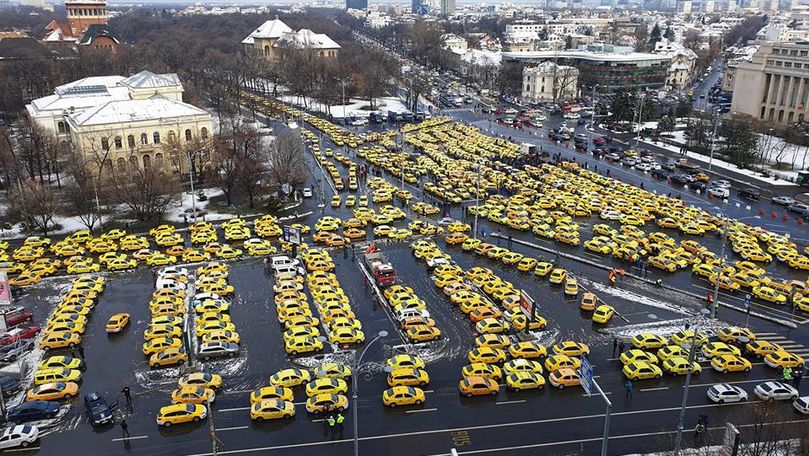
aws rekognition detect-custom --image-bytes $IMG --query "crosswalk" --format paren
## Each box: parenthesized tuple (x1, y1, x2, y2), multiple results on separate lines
(757, 332, 809, 357)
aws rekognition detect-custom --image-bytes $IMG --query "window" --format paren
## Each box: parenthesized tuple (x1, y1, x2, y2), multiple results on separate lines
(200, 127, 208, 140)
(116, 157, 126, 173)
(185, 129, 192, 141)
(57, 121, 67, 134)
(784, 62, 792, 68)
(168, 131, 176, 142)
(143, 154, 151, 170)
(101, 137, 110, 150)
(129, 155, 139, 170)
(153, 132, 160, 144)
(114, 136, 122, 149)
(127, 135, 135, 148)
(154, 153, 164, 168)
(141, 133, 148, 145)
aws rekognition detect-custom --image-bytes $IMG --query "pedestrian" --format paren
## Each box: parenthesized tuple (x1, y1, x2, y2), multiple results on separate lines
(121, 387, 132, 409)
(120, 419, 130, 439)
(336, 413, 345, 435)
(326, 414, 336, 439)
(793, 366, 803, 388)
(77, 346, 85, 359)
(685, 321, 691, 331)
(612, 338, 618, 357)
(618, 340, 626, 354)
(783, 366, 793, 383)
(625, 380, 633, 398)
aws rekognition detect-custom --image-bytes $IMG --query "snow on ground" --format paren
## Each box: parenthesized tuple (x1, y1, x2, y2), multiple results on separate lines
(279, 95, 410, 119)
(588, 281, 694, 316)
(603, 317, 727, 341)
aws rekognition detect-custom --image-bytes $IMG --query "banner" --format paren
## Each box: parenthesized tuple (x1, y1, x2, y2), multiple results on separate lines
(0, 271, 11, 306)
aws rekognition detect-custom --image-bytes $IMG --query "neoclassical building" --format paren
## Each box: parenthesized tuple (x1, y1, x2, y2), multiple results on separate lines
(242, 17, 340, 61)
(26, 70, 213, 176)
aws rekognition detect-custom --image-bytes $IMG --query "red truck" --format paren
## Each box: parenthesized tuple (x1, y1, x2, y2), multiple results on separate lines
(364, 245, 396, 287)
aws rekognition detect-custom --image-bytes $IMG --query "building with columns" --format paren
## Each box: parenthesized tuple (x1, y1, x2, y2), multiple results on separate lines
(730, 41, 809, 126)
(242, 17, 339, 61)
(26, 70, 213, 176)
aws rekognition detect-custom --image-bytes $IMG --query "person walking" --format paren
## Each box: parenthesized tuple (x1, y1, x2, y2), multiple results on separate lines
(326, 414, 336, 439)
(120, 419, 130, 439)
(793, 366, 803, 389)
(618, 340, 626, 354)
(783, 366, 793, 383)
(612, 338, 618, 357)
(335, 413, 345, 436)
(121, 387, 132, 410)
(77, 346, 85, 359)
(625, 380, 633, 398)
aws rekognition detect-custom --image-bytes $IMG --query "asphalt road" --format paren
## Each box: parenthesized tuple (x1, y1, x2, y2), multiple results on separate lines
(4, 113, 809, 456)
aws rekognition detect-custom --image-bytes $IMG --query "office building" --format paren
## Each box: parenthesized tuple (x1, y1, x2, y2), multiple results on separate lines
(346, 0, 367, 9)
(441, 0, 456, 15)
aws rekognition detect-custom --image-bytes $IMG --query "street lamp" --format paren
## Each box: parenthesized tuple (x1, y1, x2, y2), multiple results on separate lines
(707, 109, 721, 172)
(673, 308, 711, 455)
(473, 163, 481, 240)
(352, 330, 388, 456)
(709, 212, 760, 319)
(587, 84, 599, 154)
(335, 77, 351, 123)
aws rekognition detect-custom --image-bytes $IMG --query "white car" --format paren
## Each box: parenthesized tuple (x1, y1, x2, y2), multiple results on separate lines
(534, 114, 547, 121)
(395, 308, 431, 323)
(754, 381, 798, 402)
(710, 180, 731, 189)
(0, 425, 38, 449)
(635, 163, 653, 172)
(599, 210, 622, 220)
(708, 187, 729, 199)
(563, 112, 581, 119)
(158, 266, 189, 278)
(707, 384, 748, 403)
(302, 188, 313, 198)
(793, 396, 809, 414)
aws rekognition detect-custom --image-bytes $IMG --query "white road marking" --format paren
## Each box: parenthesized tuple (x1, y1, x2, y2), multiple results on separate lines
(312, 419, 325, 423)
(406, 408, 438, 413)
(218, 406, 251, 413)
(4, 448, 41, 453)
(111, 435, 149, 442)
(495, 400, 526, 405)
(217, 426, 249, 432)
(640, 386, 669, 392)
(689, 378, 770, 388)
(584, 391, 612, 397)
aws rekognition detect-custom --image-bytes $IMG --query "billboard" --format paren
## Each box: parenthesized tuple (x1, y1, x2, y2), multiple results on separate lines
(519, 290, 535, 319)
(0, 270, 11, 306)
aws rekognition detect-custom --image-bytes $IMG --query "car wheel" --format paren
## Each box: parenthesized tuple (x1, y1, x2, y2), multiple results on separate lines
(744, 367, 751, 373)
(465, 392, 473, 398)
(69, 343, 76, 348)
(558, 384, 565, 390)
(718, 399, 724, 404)
(256, 417, 264, 422)
(164, 422, 171, 427)
(21, 441, 29, 448)
(768, 397, 775, 402)
(389, 402, 396, 408)
(415, 399, 423, 405)
(204, 355, 211, 361)
(337, 406, 345, 412)
(64, 393, 72, 399)
(655, 374, 661, 379)
(291, 350, 298, 356)
(490, 390, 497, 396)
(193, 416, 201, 423)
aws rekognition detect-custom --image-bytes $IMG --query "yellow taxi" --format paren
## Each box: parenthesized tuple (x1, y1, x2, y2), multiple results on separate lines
(549, 368, 580, 389)
(156, 403, 207, 426)
(764, 350, 805, 369)
(26, 381, 79, 401)
(40, 331, 81, 350)
(251, 399, 295, 421)
(662, 357, 701, 375)
(382, 386, 425, 407)
(506, 372, 546, 391)
(631, 333, 668, 350)
(623, 361, 663, 381)
(171, 386, 216, 405)
(387, 368, 430, 387)
(250, 386, 294, 403)
(549, 268, 566, 284)
(592, 305, 615, 324)
(149, 348, 188, 368)
(552, 341, 590, 357)
(620, 349, 658, 365)
(461, 363, 503, 381)
(105, 313, 130, 334)
(509, 341, 547, 359)
(459, 376, 499, 397)
(544, 354, 581, 372)
(711, 355, 752, 373)
(701, 342, 741, 359)
(305, 394, 348, 414)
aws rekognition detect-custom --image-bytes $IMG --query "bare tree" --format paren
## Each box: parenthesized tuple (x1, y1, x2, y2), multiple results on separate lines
(214, 118, 263, 206)
(106, 162, 181, 222)
(63, 152, 103, 232)
(268, 131, 309, 195)
(7, 179, 60, 236)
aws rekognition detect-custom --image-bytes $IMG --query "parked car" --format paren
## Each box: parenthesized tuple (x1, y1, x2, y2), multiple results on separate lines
(670, 174, 694, 185)
(738, 188, 761, 200)
(754, 381, 798, 401)
(650, 169, 669, 180)
(0, 425, 38, 449)
(0, 377, 21, 397)
(0, 326, 41, 346)
(0, 339, 34, 363)
(687, 181, 707, 192)
(6, 401, 59, 424)
(0, 309, 33, 329)
(707, 383, 748, 403)
(302, 188, 313, 198)
(198, 342, 240, 360)
(787, 203, 809, 216)
(709, 180, 731, 189)
(708, 187, 730, 199)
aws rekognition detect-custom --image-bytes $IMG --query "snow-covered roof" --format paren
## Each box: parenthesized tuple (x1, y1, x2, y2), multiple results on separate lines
(460, 49, 501, 66)
(29, 87, 130, 114)
(121, 70, 181, 89)
(241, 18, 292, 44)
(668, 62, 691, 72)
(69, 98, 209, 126)
(274, 29, 340, 50)
(55, 76, 126, 94)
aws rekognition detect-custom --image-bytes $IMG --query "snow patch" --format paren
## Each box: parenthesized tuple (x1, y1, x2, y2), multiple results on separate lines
(587, 281, 694, 316)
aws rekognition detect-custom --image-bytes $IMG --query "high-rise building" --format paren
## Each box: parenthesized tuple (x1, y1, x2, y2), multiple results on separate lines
(346, 0, 367, 9)
(441, 0, 456, 15)
(412, 0, 430, 14)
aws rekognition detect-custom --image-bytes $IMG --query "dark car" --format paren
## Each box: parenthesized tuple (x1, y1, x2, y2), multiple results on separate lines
(651, 169, 669, 180)
(0, 376, 21, 397)
(7, 401, 59, 424)
(687, 181, 707, 192)
(738, 188, 761, 200)
(670, 174, 694, 185)
(787, 203, 809, 216)
(0, 339, 34, 363)
(84, 392, 116, 426)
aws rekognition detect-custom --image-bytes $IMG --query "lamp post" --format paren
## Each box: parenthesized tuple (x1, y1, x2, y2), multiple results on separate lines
(707, 109, 720, 172)
(473, 163, 480, 240)
(710, 212, 761, 319)
(352, 330, 388, 456)
(335, 77, 351, 123)
(588, 84, 599, 154)
(673, 308, 711, 455)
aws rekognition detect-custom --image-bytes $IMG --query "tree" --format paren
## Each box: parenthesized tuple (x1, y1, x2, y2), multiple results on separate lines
(498, 61, 524, 97)
(720, 119, 758, 168)
(7, 179, 59, 236)
(649, 24, 662, 49)
(664, 26, 675, 41)
(106, 164, 181, 222)
(565, 35, 574, 50)
(63, 154, 104, 232)
(634, 24, 649, 52)
(610, 90, 637, 123)
(267, 131, 309, 196)
(657, 115, 675, 133)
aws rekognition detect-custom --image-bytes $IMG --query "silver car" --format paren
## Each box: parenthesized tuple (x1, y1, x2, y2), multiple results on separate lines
(754, 381, 798, 401)
(0, 340, 35, 364)
(707, 383, 747, 403)
(198, 342, 239, 360)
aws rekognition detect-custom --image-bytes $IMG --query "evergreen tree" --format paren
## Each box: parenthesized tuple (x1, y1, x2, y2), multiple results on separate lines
(664, 26, 675, 41)
(649, 24, 662, 48)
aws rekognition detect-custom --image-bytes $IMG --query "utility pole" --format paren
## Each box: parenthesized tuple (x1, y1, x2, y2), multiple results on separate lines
(588, 84, 599, 154)
(473, 163, 480, 239)
(711, 216, 728, 319)
(673, 320, 706, 455)
(635, 90, 645, 148)
(707, 111, 720, 172)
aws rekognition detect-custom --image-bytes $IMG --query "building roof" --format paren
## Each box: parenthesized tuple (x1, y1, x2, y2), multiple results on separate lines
(0, 32, 53, 60)
(56, 76, 126, 94)
(69, 97, 208, 126)
(525, 60, 578, 74)
(43, 21, 76, 42)
(502, 49, 670, 64)
(77, 24, 122, 46)
(274, 29, 340, 50)
(241, 18, 293, 44)
(120, 70, 181, 89)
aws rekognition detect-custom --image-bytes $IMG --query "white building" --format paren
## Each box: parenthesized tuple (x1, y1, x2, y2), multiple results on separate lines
(26, 71, 213, 176)
(242, 18, 339, 61)
(653, 39, 698, 90)
(522, 61, 579, 103)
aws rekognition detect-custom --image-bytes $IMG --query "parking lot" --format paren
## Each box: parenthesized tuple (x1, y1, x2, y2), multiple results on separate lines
(1, 95, 809, 456)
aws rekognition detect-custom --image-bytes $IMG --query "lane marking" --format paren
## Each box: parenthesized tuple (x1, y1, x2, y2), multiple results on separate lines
(640, 386, 669, 392)
(584, 391, 612, 397)
(4, 448, 41, 453)
(406, 408, 438, 414)
(217, 426, 249, 432)
(221, 389, 254, 395)
(312, 419, 325, 423)
(218, 406, 251, 413)
(495, 400, 526, 405)
(689, 378, 772, 388)
(111, 435, 149, 442)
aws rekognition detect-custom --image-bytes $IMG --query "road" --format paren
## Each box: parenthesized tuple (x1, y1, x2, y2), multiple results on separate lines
(4, 104, 809, 456)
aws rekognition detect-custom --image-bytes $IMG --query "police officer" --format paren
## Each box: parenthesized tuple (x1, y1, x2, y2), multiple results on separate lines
(336, 413, 345, 435)
(326, 414, 336, 439)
